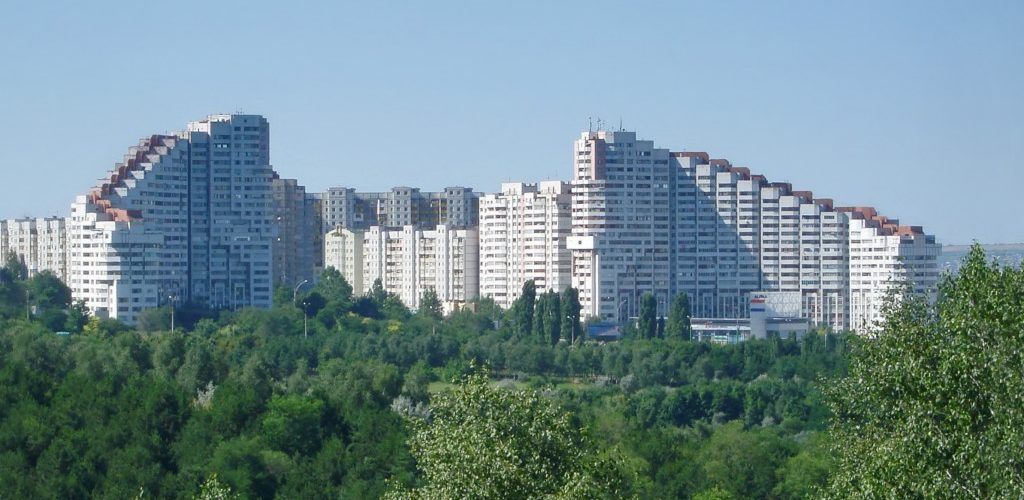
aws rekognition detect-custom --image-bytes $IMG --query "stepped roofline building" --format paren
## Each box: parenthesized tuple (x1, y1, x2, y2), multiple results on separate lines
(568, 129, 939, 332)
(68, 114, 277, 323)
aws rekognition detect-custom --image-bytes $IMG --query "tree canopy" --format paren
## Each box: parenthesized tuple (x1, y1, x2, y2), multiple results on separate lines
(387, 371, 634, 499)
(825, 244, 1024, 497)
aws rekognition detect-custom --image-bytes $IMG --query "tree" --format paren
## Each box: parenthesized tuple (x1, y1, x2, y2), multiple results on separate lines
(544, 291, 562, 345)
(637, 293, 657, 339)
(193, 473, 239, 500)
(560, 287, 582, 345)
(386, 371, 634, 499)
(26, 271, 71, 312)
(370, 278, 388, 305)
(513, 280, 536, 338)
(533, 294, 547, 343)
(418, 288, 443, 321)
(314, 267, 353, 308)
(4, 252, 28, 281)
(666, 292, 692, 340)
(825, 245, 1024, 497)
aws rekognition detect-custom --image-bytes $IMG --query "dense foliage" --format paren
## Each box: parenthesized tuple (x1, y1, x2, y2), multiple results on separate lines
(0, 258, 849, 498)
(386, 372, 632, 499)
(826, 245, 1024, 497)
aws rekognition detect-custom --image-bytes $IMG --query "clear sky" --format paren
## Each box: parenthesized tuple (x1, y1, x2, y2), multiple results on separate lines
(0, 0, 1020, 244)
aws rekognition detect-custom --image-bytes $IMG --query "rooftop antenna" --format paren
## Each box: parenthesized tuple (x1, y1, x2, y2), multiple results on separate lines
(588, 117, 593, 133)
(619, 116, 623, 131)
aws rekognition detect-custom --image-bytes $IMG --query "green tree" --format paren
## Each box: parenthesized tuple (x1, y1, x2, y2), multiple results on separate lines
(560, 287, 582, 345)
(825, 244, 1024, 497)
(315, 267, 354, 308)
(26, 271, 71, 312)
(637, 292, 657, 339)
(513, 280, 536, 338)
(418, 288, 443, 321)
(387, 372, 634, 499)
(666, 291, 692, 340)
(193, 473, 239, 500)
(544, 290, 562, 345)
(533, 294, 547, 343)
(262, 394, 325, 456)
(4, 252, 28, 281)
(370, 278, 388, 305)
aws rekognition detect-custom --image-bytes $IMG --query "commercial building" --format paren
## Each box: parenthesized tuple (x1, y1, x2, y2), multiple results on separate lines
(0, 217, 68, 279)
(478, 181, 572, 309)
(67, 114, 277, 323)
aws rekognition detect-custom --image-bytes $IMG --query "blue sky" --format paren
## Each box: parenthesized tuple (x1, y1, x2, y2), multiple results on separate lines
(1, 0, 1020, 244)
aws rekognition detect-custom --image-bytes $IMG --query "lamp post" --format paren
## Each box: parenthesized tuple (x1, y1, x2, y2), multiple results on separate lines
(168, 293, 177, 333)
(618, 298, 629, 326)
(567, 310, 578, 346)
(293, 279, 311, 338)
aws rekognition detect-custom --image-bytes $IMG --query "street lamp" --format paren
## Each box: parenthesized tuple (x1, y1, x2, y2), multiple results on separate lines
(168, 293, 178, 333)
(568, 313, 575, 345)
(293, 279, 311, 339)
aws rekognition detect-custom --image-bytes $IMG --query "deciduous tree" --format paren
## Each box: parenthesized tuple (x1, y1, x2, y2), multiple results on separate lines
(825, 245, 1024, 497)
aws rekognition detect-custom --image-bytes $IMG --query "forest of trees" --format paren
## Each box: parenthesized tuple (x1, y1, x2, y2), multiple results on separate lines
(0, 246, 1020, 498)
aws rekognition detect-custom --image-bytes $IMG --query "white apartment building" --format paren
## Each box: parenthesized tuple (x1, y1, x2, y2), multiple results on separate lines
(318, 186, 479, 232)
(0, 217, 69, 279)
(478, 181, 572, 309)
(670, 153, 850, 329)
(844, 208, 940, 332)
(567, 129, 935, 333)
(67, 114, 276, 323)
(324, 225, 479, 313)
(569, 130, 674, 321)
(323, 227, 364, 293)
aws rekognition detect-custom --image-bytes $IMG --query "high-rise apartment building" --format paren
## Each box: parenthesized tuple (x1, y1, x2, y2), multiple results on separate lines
(0, 217, 69, 279)
(272, 176, 321, 287)
(323, 227, 364, 294)
(324, 225, 478, 313)
(567, 129, 938, 332)
(318, 186, 479, 232)
(569, 130, 674, 321)
(844, 207, 940, 332)
(479, 181, 572, 309)
(67, 114, 276, 323)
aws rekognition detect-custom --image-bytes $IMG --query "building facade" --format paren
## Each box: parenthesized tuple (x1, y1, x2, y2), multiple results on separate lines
(272, 176, 321, 288)
(569, 130, 674, 322)
(67, 114, 277, 323)
(323, 227, 364, 294)
(324, 225, 479, 313)
(0, 217, 69, 279)
(566, 129, 938, 333)
(318, 186, 479, 232)
(844, 207, 941, 332)
(479, 181, 572, 309)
